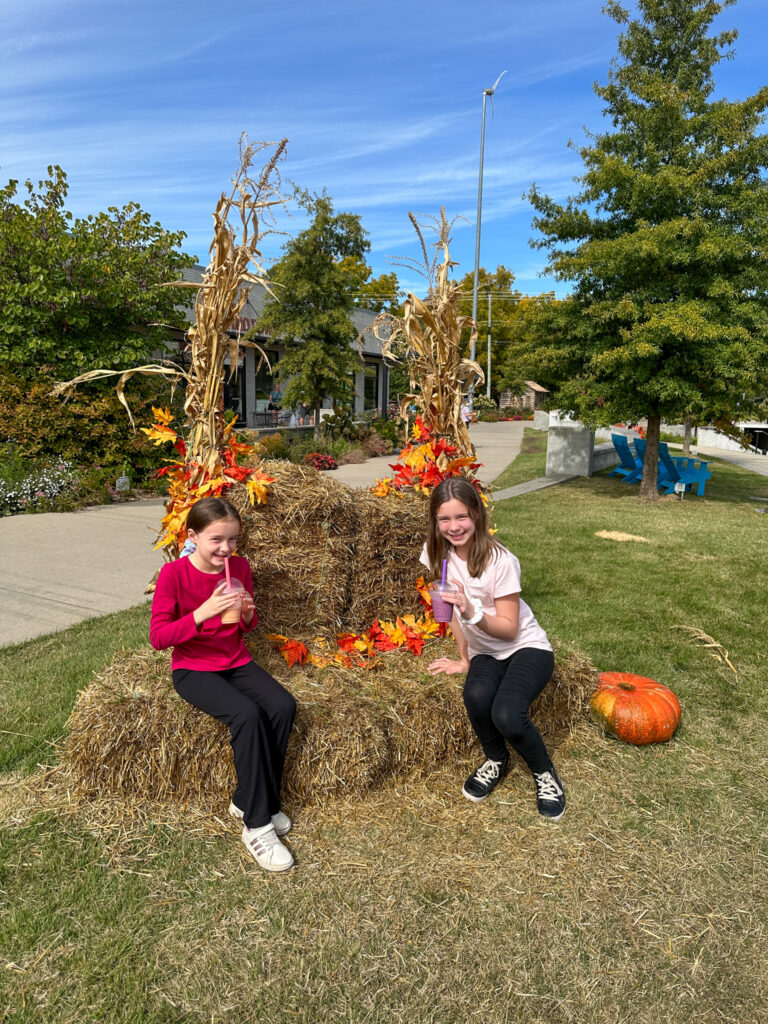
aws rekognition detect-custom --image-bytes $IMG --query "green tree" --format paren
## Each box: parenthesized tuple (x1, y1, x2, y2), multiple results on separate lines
(527, 0, 768, 497)
(0, 166, 194, 380)
(256, 191, 370, 436)
(337, 255, 402, 313)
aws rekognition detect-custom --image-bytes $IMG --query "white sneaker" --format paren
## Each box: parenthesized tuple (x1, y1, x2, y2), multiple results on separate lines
(229, 801, 291, 836)
(242, 823, 294, 872)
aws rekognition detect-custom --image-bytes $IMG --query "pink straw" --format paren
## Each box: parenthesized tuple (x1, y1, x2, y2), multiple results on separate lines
(441, 559, 447, 588)
(224, 556, 232, 589)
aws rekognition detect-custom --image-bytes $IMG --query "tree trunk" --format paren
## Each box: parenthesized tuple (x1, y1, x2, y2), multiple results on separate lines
(638, 414, 661, 500)
(683, 417, 692, 455)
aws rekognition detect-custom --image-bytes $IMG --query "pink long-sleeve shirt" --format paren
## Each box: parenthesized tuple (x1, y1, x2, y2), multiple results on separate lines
(149, 555, 257, 672)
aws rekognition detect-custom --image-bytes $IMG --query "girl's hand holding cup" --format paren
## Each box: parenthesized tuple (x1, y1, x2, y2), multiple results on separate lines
(240, 592, 255, 626)
(194, 581, 241, 626)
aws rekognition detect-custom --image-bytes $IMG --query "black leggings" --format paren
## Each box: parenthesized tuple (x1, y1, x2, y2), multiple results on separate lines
(173, 661, 296, 830)
(463, 647, 555, 774)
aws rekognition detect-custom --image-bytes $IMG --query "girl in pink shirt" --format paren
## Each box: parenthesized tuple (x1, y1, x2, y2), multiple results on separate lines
(423, 477, 565, 820)
(150, 497, 296, 871)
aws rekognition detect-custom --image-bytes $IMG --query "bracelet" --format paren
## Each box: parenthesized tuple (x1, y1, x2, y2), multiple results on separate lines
(458, 597, 484, 626)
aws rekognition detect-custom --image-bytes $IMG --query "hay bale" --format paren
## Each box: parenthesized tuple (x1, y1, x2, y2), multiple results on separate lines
(231, 461, 359, 640)
(231, 462, 428, 639)
(61, 637, 597, 814)
(344, 489, 428, 631)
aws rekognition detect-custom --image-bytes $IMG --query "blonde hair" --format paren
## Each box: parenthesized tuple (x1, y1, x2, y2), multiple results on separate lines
(426, 478, 502, 579)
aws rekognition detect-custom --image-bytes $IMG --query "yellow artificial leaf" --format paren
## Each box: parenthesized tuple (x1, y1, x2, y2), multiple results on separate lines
(151, 406, 175, 426)
(140, 424, 178, 446)
(246, 476, 271, 505)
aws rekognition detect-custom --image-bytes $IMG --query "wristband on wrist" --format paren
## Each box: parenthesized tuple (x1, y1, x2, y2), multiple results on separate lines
(458, 597, 484, 626)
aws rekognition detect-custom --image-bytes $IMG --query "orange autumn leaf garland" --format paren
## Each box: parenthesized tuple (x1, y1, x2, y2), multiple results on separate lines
(371, 415, 482, 498)
(141, 406, 275, 555)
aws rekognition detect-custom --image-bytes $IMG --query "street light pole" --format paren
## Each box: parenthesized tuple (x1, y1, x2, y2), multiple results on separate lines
(469, 70, 506, 409)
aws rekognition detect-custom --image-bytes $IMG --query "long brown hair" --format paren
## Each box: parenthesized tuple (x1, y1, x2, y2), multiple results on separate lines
(426, 478, 502, 579)
(186, 497, 241, 535)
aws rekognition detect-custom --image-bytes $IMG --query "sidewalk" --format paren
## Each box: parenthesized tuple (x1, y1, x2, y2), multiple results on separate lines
(691, 444, 768, 478)
(325, 420, 527, 488)
(0, 501, 166, 648)
(0, 423, 527, 648)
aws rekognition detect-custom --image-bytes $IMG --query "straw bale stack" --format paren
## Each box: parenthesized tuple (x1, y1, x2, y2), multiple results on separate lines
(230, 461, 428, 638)
(343, 489, 427, 630)
(230, 460, 359, 639)
(61, 637, 597, 813)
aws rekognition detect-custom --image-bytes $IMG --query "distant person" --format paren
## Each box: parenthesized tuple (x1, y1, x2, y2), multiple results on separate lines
(149, 497, 296, 872)
(268, 382, 282, 426)
(422, 477, 565, 821)
(461, 402, 471, 427)
(299, 402, 309, 426)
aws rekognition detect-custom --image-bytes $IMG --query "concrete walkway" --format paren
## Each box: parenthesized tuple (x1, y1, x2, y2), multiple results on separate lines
(0, 500, 167, 647)
(691, 445, 768, 478)
(324, 420, 527, 488)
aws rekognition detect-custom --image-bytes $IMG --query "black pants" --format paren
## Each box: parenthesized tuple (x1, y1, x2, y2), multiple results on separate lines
(173, 661, 296, 830)
(463, 647, 555, 775)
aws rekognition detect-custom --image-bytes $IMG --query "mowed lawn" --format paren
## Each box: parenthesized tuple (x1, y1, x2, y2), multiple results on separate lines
(1, 454, 767, 1024)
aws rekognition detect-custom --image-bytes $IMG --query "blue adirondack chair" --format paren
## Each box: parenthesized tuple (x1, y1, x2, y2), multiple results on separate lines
(633, 438, 711, 496)
(608, 434, 642, 482)
(658, 442, 711, 496)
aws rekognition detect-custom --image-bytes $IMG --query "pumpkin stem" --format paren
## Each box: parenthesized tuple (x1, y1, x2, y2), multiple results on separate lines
(618, 682, 636, 692)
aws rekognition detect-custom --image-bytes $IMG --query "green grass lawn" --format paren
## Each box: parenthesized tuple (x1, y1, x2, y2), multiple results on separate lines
(1, 452, 767, 1024)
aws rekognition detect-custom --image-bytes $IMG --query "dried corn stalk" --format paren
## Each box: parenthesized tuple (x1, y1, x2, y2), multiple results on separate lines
(367, 208, 483, 458)
(53, 134, 288, 490)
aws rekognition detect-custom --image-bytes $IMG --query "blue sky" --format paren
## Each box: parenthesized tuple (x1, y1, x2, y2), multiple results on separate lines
(3, 0, 766, 298)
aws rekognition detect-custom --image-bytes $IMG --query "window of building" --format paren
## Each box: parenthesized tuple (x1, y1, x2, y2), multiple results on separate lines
(253, 348, 281, 409)
(363, 362, 379, 411)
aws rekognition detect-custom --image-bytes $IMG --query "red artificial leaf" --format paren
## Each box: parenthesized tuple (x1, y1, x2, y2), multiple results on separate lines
(279, 640, 308, 667)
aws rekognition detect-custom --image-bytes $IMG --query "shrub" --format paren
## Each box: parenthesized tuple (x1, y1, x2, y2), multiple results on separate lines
(472, 393, 497, 414)
(0, 444, 77, 515)
(336, 447, 367, 465)
(362, 433, 392, 457)
(373, 418, 402, 446)
(255, 432, 291, 460)
(0, 369, 180, 484)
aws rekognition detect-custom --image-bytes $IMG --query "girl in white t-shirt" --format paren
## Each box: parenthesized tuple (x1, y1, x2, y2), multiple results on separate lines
(422, 477, 565, 819)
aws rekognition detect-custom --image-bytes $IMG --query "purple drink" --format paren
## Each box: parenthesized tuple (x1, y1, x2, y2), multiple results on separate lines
(429, 581, 458, 623)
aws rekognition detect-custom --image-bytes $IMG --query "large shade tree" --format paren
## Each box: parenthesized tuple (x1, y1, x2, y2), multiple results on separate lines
(0, 166, 194, 380)
(255, 191, 370, 435)
(527, 0, 768, 497)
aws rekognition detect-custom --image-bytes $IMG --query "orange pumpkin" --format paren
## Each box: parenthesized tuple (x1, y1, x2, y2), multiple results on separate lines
(591, 672, 681, 745)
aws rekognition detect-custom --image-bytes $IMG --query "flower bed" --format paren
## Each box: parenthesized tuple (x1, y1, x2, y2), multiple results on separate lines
(305, 452, 338, 471)
(0, 456, 76, 515)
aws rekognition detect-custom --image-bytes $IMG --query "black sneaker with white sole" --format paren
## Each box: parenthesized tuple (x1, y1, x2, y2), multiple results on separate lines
(533, 767, 566, 820)
(462, 757, 510, 802)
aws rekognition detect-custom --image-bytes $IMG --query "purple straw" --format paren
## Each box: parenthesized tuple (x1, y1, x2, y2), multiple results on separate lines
(441, 559, 447, 588)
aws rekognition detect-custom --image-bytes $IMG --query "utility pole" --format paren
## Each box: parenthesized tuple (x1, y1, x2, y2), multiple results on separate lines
(469, 70, 506, 410)
(486, 291, 492, 399)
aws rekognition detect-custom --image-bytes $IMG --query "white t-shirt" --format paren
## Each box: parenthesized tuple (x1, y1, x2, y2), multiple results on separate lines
(420, 543, 552, 661)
